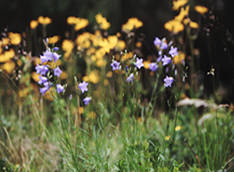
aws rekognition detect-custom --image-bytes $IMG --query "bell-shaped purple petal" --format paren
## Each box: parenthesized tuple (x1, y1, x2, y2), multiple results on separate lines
(78, 81, 88, 93)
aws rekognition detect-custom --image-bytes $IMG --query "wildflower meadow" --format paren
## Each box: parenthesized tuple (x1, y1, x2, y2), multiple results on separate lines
(0, 0, 233, 171)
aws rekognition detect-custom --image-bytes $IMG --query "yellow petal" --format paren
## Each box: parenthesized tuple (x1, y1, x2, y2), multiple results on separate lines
(195, 5, 208, 14)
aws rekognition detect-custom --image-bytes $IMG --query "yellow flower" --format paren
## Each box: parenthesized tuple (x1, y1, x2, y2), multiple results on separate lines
(32, 72, 40, 82)
(165, 136, 170, 141)
(2, 38, 9, 46)
(136, 41, 142, 48)
(183, 18, 199, 29)
(96, 58, 106, 67)
(30, 20, 38, 29)
(195, 5, 208, 14)
(183, 18, 190, 25)
(88, 70, 100, 84)
(137, 117, 143, 123)
(47, 60, 61, 69)
(60, 72, 68, 80)
(87, 47, 96, 56)
(95, 13, 110, 30)
(173, 51, 185, 64)
(18, 87, 31, 98)
(44, 87, 55, 101)
(164, 19, 184, 33)
(17, 59, 22, 66)
(116, 40, 126, 50)
(189, 21, 199, 29)
(0, 49, 15, 63)
(175, 125, 182, 131)
(1, 61, 15, 73)
(143, 61, 150, 69)
(91, 55, 96, 62)
(107, 35, 118, 49)
(104, 79, 109, 86)
(175, 6, 190, 22)
(173, 0, 188, 10)
(62, 40, 74, 58)
(82, 75, 89, 82)
(122, 18, 143, 31)
(76, 32, 91, 50)
(9, 32, 21, 45)
(74, 18, 89, 31)
(95, 48, 106, 59)
(67, 16, 78, 25)
(79, 107, 84, 114)
(48, 36, 60, 44)
(121, 52, 133, 61)
(38, 16, 52, 25)
(33, 57, 41, 65)
(106, 71, 113, 78)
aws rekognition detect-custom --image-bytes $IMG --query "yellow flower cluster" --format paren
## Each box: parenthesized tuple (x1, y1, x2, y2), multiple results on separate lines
(0, 49, 15, 63)
(67, 16, 89, 31)
(38, 16, 52, 25)
(122, 18, 143, 31)
(48, 35, 60, 44)
(165, 1, 208, 34)
(0, 34, 21, 73)
(30, 16, 52, 29)
(164, 5, 189, 33)
(8, 32, 22, 45)
(83, 70, 100, 84)
(62, 40, 74, 58)
(172, 0, 188, 10)
(74, 29, 126, 68)
(95, 14, 110, 30)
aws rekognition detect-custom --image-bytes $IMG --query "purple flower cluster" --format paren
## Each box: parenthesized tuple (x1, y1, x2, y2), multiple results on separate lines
(109, 49, 176, 87)
(152, 37, 179, 87)
(35, 48, 64, 95)
(78, 81, 91, 106)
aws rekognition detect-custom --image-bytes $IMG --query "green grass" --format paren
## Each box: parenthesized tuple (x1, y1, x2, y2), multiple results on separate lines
(0, 97, 233, 171)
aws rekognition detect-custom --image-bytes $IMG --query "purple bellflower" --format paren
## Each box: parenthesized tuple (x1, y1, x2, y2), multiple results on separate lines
(83, 97, 92, 105)
(52, 52, 61, 61)
(162, 55, 171, 66)
(78, 81, 88, 93)
(38, 75, 48, 85)
(126, 73, 134, 83)
(35, 65, 49, 75)
(169, 46, 178, 57)
(111, 60, 121, 71)
(40, 86, 50, 95)
(154, 37, 161, 47)
(149, 62, 158, 72)
(135, 58, 144, 69)
(54, 67, 62, 77)
(56, 84, 64, 94)
(164, 76, 174, 87)
(160, 41, 168, 50)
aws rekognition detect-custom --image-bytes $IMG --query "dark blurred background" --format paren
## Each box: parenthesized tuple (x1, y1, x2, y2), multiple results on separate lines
(0, 0, 233, 102)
